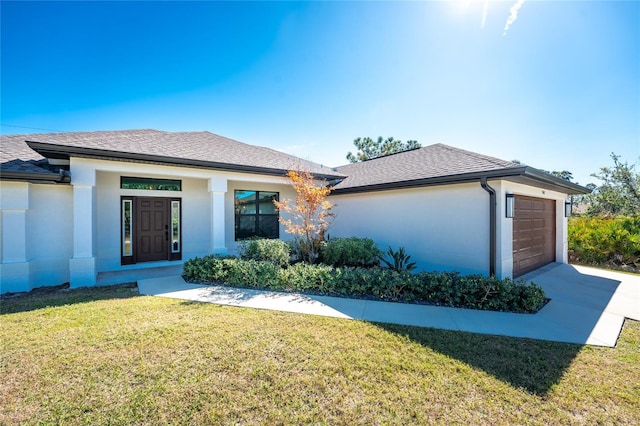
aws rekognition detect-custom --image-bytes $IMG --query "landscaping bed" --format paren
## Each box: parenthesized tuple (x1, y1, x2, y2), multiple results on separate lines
(183, 255, 547, 314)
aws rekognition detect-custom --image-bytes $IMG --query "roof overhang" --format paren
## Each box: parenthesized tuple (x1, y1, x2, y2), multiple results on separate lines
(501, 167, 591, 195)
(25, 141, 344, 181)
(0, 170, 68, 184)
(330, 166, 591, 196)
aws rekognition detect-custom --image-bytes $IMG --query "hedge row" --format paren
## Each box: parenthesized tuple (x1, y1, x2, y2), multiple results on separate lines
(568, 216, 640, 269)
(183, 256, 547, 313)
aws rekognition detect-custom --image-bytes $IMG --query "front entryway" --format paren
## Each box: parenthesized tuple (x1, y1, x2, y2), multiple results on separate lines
(121, 196, 181, 265)
(512, 195, 556, 277)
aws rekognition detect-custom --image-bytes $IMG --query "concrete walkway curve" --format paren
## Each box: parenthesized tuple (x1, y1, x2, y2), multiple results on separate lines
(137, 263, 639, 347)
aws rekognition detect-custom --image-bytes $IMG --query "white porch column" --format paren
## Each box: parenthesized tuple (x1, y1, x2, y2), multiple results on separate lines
(0, 182, 31, 293)
(69, 168, 97, 288)
(494, 183, 514, 279)
(209, 178, 227, 255)
(558, 200, 569, 264)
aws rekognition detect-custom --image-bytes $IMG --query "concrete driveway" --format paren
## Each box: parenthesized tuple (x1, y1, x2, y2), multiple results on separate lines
(138, 263, 639, 347)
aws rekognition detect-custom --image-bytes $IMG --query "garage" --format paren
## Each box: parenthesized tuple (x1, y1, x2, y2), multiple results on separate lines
(513, 195, 556, 277)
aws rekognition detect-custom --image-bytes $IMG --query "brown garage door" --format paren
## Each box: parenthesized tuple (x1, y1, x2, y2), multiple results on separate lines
(513, 196, 556, 277)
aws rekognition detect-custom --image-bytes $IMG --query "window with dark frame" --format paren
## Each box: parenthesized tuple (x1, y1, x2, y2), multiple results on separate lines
(234, 190, 279, 240)
(122, 199, 133, 257)
(121, 176, 182, 191)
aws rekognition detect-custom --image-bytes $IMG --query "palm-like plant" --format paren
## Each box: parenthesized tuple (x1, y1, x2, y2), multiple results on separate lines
(380, 246, 417, 272)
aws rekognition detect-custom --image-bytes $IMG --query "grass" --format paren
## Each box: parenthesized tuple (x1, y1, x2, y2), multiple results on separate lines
(1, 285, 639, 425)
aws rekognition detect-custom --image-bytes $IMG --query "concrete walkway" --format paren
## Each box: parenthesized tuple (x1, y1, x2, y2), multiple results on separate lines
(137, 263, 639, 347)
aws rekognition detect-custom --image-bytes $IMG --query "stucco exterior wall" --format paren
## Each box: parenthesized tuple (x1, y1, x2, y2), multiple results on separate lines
(330, 180, 570, 279)
(330, 183, 491, 275)
(28, 184, 74, 288)
(0, 181, 73, 293)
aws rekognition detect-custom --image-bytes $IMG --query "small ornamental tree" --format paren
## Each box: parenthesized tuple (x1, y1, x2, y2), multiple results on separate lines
(273, 170, 335, 263)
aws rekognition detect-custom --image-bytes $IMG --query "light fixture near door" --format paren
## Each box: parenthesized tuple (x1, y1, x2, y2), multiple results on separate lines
(564, 200, 572, 217)
(506, 193, 515, 218)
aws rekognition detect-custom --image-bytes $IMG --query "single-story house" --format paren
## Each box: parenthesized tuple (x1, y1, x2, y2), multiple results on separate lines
(0, 129, 589, 294)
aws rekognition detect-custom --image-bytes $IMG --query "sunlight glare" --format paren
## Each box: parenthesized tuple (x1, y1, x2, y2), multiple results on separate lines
(450, 0, 491, 29)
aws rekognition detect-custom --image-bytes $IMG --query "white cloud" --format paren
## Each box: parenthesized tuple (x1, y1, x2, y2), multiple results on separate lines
(503, 0, 526, 36)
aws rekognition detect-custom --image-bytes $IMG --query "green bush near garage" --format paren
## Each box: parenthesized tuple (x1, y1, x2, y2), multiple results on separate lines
(568, 216, 640, 270)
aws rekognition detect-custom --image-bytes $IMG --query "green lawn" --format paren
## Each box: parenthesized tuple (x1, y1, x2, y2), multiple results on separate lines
(1, 285, 638, 425)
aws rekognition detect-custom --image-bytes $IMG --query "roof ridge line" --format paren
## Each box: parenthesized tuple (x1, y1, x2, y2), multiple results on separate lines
(437, 143, 515, 167)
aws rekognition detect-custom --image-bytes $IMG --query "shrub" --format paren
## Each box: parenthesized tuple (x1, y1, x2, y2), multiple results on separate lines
(183, 257, 547, 313)
(331, 267, 383, 296)
(321, 237, 381, 267)
(568, 216, 640, 268)
(287, 236, 323, 264)
(410, 272, 546, 313)
(222, 258, 284, 289)
(336, 268, 418, 300)
(182, 255, 236, 283)
(282, 262, 335, 292)
(183, 256, 283, 289)
(237, 238, 291, 266)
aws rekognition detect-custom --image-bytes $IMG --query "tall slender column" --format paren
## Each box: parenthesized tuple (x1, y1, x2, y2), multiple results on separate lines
(209, 178, 227, 255)
(559, 200, 569, 264)
(69, 176, 97, 287)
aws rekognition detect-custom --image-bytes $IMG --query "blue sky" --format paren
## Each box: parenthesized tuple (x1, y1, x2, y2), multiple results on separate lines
(1, 1, 638, 186)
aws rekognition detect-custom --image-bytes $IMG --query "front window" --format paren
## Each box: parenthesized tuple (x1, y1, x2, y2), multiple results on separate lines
(122, 199, 133, 256)
(121, 176, 182, 191)
(234, 190, 279, 240)
(171, 200, 181, 253)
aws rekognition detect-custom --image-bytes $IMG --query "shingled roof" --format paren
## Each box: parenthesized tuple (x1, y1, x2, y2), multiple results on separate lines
(1, 130, 589, 194)
(1, 129, 343, 180)
(331, 143, 589, 195)
(0, 134, 66, 182)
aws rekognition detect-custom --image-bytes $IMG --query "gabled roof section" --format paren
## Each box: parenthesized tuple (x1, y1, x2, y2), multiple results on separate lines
(332, 143, 590, 195)
(14, 129, 344, 180)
